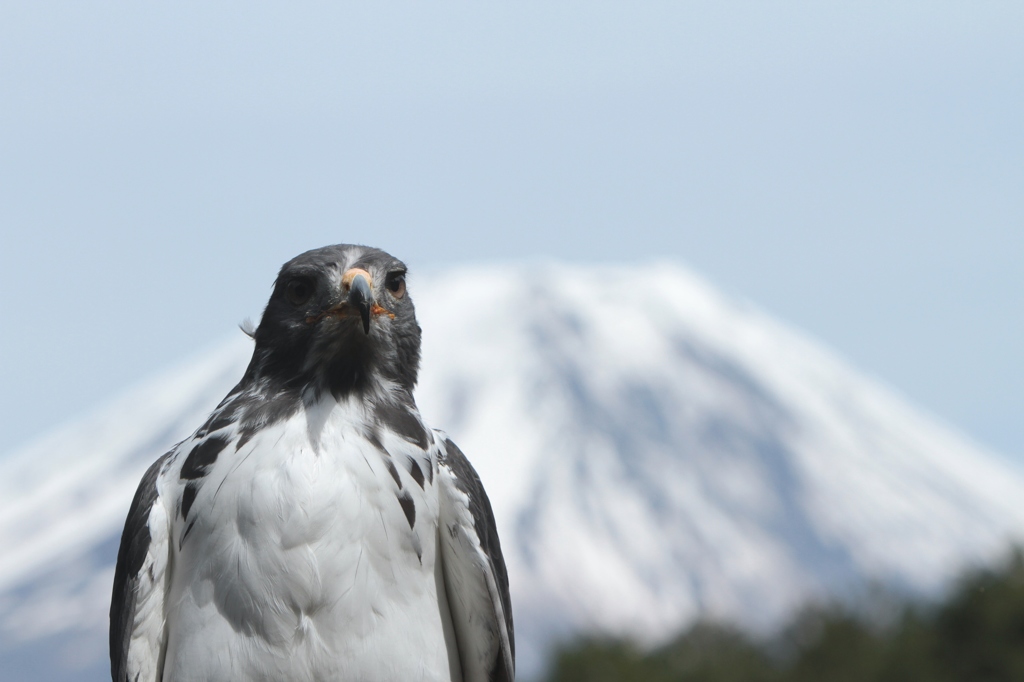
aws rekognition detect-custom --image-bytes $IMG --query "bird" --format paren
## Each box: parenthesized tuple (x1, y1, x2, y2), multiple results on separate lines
(109, 244, 514, 682)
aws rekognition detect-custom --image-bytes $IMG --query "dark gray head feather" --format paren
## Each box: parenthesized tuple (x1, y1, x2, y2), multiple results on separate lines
(244, 244, 422, 400)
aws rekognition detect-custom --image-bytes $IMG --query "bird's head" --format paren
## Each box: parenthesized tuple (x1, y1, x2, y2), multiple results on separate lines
(246, 244, 421, 400)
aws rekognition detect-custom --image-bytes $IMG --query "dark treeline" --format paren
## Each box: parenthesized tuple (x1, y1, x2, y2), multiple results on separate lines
(544, 551, 1024, 682)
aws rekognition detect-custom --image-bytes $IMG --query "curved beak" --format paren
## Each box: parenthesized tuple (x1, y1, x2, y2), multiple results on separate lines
(345, 270, 373, 334)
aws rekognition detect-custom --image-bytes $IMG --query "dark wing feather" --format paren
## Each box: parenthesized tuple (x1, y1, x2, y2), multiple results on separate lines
(438, 437, 515, 682)
(110, 452, 172, 682)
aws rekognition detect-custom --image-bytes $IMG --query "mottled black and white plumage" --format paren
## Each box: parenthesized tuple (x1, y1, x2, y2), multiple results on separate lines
(110, 245, 514, 681)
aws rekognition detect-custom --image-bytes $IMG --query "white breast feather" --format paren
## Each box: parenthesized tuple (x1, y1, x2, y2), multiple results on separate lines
(159, 398, 457, 681)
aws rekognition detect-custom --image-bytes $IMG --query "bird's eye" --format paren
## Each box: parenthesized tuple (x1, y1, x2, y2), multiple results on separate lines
(285, 279, 313, 306)
(385, 272, 406, 299)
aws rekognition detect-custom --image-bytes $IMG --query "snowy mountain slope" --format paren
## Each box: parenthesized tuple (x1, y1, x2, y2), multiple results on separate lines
(414, 264, 1024, 660)
(2, 262, 1023, 681)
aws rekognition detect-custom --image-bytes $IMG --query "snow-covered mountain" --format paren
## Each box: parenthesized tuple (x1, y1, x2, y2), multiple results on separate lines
(2, 262, 1023, 682)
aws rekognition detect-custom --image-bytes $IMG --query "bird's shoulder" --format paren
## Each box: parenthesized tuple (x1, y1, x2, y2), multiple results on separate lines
(435, 435, 516, 682)
(110, 448, 177, 682)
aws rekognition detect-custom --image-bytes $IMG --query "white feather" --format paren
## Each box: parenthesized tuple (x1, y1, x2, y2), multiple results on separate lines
(156, 395, 458, 681)
(437, 460, 513, 682)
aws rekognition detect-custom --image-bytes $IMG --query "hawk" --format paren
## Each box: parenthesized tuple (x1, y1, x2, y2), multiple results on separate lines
(109, 245, 514, 681)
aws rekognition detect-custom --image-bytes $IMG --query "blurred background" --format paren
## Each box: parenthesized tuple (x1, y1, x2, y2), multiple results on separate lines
(1, 2, 1023, 680)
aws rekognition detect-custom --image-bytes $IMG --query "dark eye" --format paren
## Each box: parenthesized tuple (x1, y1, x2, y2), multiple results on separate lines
(285, 279, 313, 306)
(385, 272, 406, 299)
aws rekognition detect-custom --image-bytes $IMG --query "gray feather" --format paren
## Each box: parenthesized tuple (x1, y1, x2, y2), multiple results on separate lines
(109, 451, 169, 682)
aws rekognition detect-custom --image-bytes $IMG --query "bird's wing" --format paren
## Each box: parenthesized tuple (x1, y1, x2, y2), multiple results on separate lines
(109, 451, 173, 682)
(436, 436, 515, 682)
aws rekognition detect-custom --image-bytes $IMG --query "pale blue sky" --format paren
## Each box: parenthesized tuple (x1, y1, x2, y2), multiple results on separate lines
(1, 2, 1021, 460)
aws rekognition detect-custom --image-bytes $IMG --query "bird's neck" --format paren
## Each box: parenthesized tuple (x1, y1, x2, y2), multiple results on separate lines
(245, 344, 414, 404)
